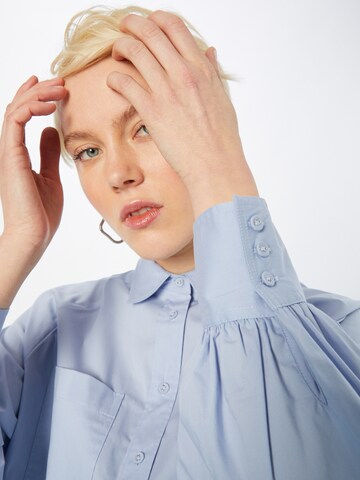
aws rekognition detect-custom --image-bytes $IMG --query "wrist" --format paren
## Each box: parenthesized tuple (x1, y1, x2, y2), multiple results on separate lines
(1, 229, 48, 257)
(183, 160, 259, 219)
(0, 233, 45, 308)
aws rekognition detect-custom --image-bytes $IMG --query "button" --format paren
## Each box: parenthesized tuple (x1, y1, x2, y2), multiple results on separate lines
(134, 451, 145, 464)
(261, 271, 277, 287)
(256, 241, 271, 257)
(174, 278, 184, 287)
(249, 215, 265, 231)
(169, 310, 178, 319)
(158, 382, 170, 394)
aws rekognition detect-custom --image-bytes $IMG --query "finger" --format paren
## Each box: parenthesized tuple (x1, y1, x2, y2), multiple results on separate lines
(13, 77, 64, 103)
(107, 72, 151, 114)
(9, 84, 66, 114)
(147, 10, 203, 61)
(39, 127, 61, 182)
(5, 102, 57, 150)
(205, 47, 221, 78)
(118, 14, 184, 71)
(112, 36, 165, 91)
(14, 75, 39, 97)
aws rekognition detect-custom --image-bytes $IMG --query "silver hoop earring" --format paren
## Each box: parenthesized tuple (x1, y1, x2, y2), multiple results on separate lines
(99, 219, 123, 244)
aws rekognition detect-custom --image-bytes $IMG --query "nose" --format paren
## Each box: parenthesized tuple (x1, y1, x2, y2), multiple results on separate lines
(104, 145, 145, 192)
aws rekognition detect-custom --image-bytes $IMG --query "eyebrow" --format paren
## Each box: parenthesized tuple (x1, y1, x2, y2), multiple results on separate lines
(63, 105, 139, 148)
(112, 105, 138, 130)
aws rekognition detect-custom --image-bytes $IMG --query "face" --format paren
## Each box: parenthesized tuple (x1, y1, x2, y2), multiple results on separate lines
(60, 56, 195, 273)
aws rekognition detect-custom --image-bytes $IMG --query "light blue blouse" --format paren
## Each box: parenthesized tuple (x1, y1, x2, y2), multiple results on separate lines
(0, 196, 359, 480)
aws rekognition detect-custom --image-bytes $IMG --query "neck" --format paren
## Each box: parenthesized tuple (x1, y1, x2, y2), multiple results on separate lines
(155, 241, 195, 274)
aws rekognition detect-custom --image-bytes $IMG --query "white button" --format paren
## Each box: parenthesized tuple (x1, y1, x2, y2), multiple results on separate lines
(134, 451, 145, 464)
(158, 382, 170, 394)
(174, 278, 184, 287)
(256, 241, 271, 257)
(261, 271, 277, 287)
(169, 310, 178, 319)
(249, 215, 265, 231)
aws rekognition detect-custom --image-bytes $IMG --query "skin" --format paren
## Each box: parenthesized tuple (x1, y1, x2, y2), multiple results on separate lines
(61, 11, 258, 273)
(0, 76, 66, 307)
(0, 10, 258, 307)
(61, 56, 197, 273)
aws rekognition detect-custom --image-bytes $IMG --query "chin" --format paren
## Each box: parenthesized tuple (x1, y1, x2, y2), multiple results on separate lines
(128, 236, 194, 264)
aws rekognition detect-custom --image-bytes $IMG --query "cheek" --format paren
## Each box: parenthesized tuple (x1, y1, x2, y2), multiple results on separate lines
(163, 176, 194, 223)
(76, 169, 103, 207)
(157, 163, 187, 191)
(164, 171, 192, 204)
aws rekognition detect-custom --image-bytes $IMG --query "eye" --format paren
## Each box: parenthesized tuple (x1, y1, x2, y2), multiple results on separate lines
(136, 125, 150, 137)
(73, 147, 100, 162)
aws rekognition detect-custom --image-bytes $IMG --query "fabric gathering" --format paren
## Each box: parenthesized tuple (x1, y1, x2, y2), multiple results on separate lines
(0, 5, 359, 480)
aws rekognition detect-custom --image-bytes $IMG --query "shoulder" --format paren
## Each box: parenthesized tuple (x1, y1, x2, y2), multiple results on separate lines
(1, 269, 135, 359)
(50, 269, 134, 309)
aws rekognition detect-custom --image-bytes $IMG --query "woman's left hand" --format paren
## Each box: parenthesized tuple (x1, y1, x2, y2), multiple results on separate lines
(107, 11, 258, 212)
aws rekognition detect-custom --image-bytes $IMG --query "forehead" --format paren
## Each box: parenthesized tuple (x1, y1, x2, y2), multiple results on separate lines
(60, 56, 147, 132)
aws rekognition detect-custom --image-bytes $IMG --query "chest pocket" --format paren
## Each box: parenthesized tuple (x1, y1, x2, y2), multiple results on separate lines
(46, 367, 125, 479)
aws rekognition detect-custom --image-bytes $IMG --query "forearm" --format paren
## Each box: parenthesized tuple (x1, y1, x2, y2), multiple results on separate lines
(0, 234, 42, 309)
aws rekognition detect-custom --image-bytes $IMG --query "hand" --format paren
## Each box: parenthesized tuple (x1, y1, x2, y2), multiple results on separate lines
(0, 75, 67, 253)
(106, 10, 258, 206)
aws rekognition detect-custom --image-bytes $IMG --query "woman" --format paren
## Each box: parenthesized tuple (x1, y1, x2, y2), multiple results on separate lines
(0, 6, 359, 480)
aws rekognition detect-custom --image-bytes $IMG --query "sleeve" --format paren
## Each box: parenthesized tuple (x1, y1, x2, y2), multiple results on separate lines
(0, 310, 9, 477)
(0, 291, 57, 479)
(301, 284, 360, 343)
(0, 311, 8, 328)
(178, 195, 360, 480)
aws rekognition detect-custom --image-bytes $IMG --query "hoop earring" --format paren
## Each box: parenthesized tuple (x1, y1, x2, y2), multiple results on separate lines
(99, 219, 123, 244)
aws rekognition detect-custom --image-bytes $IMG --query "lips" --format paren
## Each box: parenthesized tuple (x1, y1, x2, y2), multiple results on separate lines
(121, 200, 163, 222)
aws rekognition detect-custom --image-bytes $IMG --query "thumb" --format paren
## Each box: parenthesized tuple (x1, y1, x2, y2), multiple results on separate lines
(39, 127, 61, 182)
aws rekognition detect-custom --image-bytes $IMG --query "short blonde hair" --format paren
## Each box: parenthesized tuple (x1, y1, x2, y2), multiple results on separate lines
(51, 5, 235, 163)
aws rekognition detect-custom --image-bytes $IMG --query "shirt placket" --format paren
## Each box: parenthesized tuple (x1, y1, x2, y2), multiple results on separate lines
(118, 276, 192, 480)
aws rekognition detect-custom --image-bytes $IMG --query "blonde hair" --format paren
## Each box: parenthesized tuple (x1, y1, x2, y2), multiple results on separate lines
(51, 5, 236, 163)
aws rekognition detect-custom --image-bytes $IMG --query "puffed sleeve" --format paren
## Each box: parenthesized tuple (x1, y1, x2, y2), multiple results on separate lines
(176, 195, 360, 480)
(0, 291, 57, 479)
(0, 307, 16, 478)
(0, 311, 8, 326)
(301, 284, 360, 343)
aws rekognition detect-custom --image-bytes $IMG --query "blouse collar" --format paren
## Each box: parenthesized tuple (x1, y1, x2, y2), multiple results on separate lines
(129, 258, 197, 304)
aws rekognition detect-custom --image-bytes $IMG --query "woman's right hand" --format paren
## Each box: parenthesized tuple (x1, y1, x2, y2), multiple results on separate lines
(0, 75, 67, 253)
(0, 75, 67, 308)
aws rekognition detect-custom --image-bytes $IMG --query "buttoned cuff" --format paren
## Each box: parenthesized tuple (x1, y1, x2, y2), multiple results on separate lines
(193, 195, 305, 328)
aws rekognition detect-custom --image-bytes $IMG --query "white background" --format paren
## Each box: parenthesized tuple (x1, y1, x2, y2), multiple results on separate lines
(0, 0, 359, 325)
